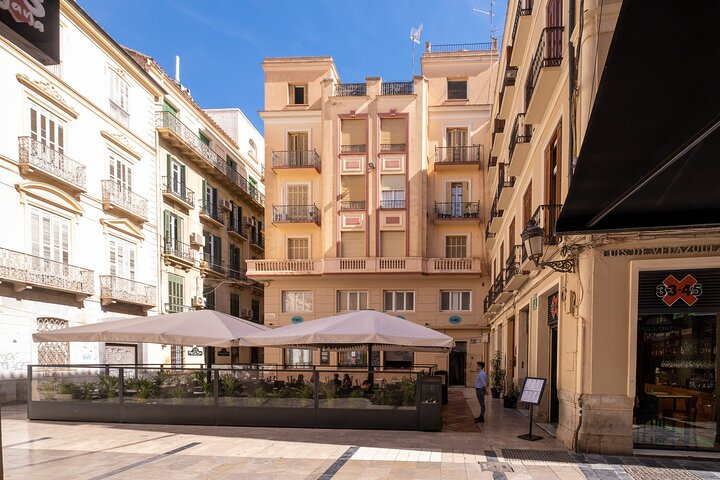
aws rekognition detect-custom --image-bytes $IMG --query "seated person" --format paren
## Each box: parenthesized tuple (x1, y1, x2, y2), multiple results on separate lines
(360, 379, 372, 394)
(332, 373, 342, 388)
(341, 374, 353, 391)
(295, 374, 305, 386)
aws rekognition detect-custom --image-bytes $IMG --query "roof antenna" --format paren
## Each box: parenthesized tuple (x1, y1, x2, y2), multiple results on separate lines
(175, 55, 180, 83)
(474, 2, 499, 47)
(410, 23, 423, 77)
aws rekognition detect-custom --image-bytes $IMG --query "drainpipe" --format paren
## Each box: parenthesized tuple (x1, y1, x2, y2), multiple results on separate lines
(567, 0, 576, 188)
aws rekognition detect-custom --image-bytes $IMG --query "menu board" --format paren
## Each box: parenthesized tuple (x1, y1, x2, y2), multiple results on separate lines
(519, 377, 546, 405)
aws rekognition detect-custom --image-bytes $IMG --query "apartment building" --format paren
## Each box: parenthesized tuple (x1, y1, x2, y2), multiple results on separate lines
(0, 1, 162, 402)
(249, 44, 496, 385)
(486, 0, 720, 454)
(127, 52, 266, 366)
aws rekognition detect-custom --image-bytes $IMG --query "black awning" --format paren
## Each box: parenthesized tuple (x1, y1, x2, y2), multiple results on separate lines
(555, 0, 720, 234)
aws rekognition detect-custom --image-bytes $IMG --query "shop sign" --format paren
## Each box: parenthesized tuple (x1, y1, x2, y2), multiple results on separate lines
(639, 269, 720, 313)
(603, 244, 720, 257)
(291, 315, 303, 324)
(0, 0, 59, 64)
(187, 346, 203, 356)
(448, 315, 462, 325)
(217, 348, 230, 357)
(656, 274, 702, 307)
(547, 292, 559, 325)
(320, 349, 329, 365)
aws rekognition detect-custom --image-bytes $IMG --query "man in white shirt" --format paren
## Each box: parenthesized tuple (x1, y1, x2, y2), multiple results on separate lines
(474, 361, 487, 423)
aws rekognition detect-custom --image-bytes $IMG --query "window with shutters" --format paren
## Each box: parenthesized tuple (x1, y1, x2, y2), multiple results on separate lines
(285, 183, 309, 205)
(228, 243, 242, 275)
(108, 236, 136, 280)
(340, 231, 364, 257)
(30, 206, 69, 263)
(336, 290, 368, 312)
(163, 211, 182, 249)
(29, 102, 65, 153)
(380, 118, 406, 151)
(340, 118, 366, 152)
(226, 154, 237, 173)
(380, 231, 404, 257)
(446, 127, 469, 162)
(445, 235, 468, 258)
(523, 182, 533, 227)
(167, 156, 185, 197)
(287, 237, 309, 259)
(287, 132, 309, 165)
(167, 273, 184, 312)
(109, 152, 133, 193)
(446, 181, 469, 217)
(282, 291, 313, 312)
(108, 68, 129, 118)
(340, 175, 365, 209)
(203, 231, 222, 267)
(440, 290, 472, 311)
(447, 79, 468, 100)
(380, 174, 405, 209)
(198, 130, 210, 146)
(204, 287, 216, 310)
(230, 294, 240, 317)
(288, 84, 307, 105)
(384, 291, 415, 312)
(162, 100, 178, 116)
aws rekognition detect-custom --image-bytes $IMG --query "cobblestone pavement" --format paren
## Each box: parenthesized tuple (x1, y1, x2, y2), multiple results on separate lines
(2, 389, 719, 479)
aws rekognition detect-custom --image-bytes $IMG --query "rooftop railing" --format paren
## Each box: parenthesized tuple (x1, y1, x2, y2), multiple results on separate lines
(18, 137, 86, 191)
(335, 83, 367, 96)
(0, 247, 93, 296)
(380, 82, 414, 95)
(426, 42, 494, 53)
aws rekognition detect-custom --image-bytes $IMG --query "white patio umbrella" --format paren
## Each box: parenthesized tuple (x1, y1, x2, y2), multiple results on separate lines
(31, 310, 270, 347)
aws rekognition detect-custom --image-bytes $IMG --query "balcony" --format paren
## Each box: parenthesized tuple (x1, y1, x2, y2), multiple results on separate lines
(227, 217, 247, 241)
(101, 180, 148, 223)
(162, 238, 195, 271)
(380, 143, 407, 153)
(161, 176, 195, 209)
(426, 42, 494, 53)
(487, 155, 498, 173)
(495, 270, 512, 303)
(485, 222, 497, 250)
(18, 137, 86, 192)
(200, 201, 225, 227)
(498, 65, 518, 120)
(340, 144, 367, 154)
(525, 26, 564, 123)
(380, 199, 405, 209)
(380, 82, 414, 95)
(272, 149, 320, 172)
(227, 263, 247, 281)
(487, 195, 504, 234)
(491, 119, 506, 157)
(527, 204, 563, 256)
(496, 166, 516, 211)
(509, 0, 534, 66)
(425, 258, 482, 275)
(505, 245, 530, 291)
(247, 259, 320, 276)
(99, 275, 156, 308)
(483, 287, 494, 315)
(200, 254, 225, 278)
(508, 113, 532, 177)
(0, 247, 93, 299)
(249, 232, 265, 251)
(272, 205, 320, 225)
(434, 202, 480, 221)
(156, 111, 264, 208)
(340, 200, 366, 211)
(324, 257, 423, 274)
(335, 83, 367, 96)
(434, 145, 482, 167)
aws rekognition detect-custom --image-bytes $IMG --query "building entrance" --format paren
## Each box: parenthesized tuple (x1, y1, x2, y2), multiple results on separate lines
(449, 341, 467, 386)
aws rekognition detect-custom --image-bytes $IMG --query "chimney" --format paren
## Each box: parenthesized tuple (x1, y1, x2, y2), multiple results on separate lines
(175, 55, 180, 83)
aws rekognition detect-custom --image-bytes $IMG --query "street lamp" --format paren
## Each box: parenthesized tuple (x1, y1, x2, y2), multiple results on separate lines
(521, 224, 575, 273)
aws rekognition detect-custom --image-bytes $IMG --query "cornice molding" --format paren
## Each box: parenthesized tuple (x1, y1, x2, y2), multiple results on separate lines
(16, 74, 79, 119)
(101, 130, 141, 160)
(16, 181, 84, 215)
(100, 218, 145, 240)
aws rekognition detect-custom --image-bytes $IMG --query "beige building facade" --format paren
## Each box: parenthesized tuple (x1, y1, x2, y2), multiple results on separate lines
(487, 0, 719, 455)
(250, 45, 497, 385)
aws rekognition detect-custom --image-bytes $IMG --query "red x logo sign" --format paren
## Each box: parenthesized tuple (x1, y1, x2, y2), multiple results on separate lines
(661, 274, 699, 306)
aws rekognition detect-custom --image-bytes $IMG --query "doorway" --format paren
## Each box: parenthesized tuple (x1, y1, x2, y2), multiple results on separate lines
(450, 341, 467, 386)
(550, 325, 559, 424)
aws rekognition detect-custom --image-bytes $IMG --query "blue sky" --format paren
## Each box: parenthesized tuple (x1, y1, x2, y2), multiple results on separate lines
(79, 0, 506, 133)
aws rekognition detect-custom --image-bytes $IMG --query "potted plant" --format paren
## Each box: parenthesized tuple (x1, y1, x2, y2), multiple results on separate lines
(503, 381, 520, 408)
(490, 351, 505, 399)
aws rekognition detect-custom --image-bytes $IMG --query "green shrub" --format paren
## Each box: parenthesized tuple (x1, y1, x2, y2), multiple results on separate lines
(97, 374, 118, 398)
(58, 380, 78, 396)
(78, 381, 96, 400)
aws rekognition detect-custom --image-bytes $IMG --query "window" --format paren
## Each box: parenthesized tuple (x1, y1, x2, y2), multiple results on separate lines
(287, 237, 309, 259)
(230, 294, 240, 317)
(248, 139, 257, 159)
(167, 155, 186, 197)
(441, 290, 471, 311)
(229, 243, 242, 274)
(380, 117, 406, 151)
(287, 132, 309, 165)
(162, 100, 178, 115)
(384, 291, 415, 312)
(285, 348, 312, 366)
(109, 152, 133, 193)
(30, 206, 69, 263)
(446, 128, 469, 162)
(523, 182, 533, 226)
(446, 181, 469, 217)
(163, 210, 182, 248)
(201, 180, 218, 215)
(340, 231, 364, 258)
(337, 291, 368, 312)
(29, 102, 65, 153)
(108, 69, 129, 113)
(198, 130, 210, 146)
(340, 118, 366, 152)
(380, 231, 404, 257)
(447, 80, 468, 100)
(203, 232, 222, 266)
(108, 236, 136, 280)
(226, 155, 237, 173)
(380, 174, 405, 209)
(282, 291, 313, 312)
(338, 351, 367, 367)
(285, 183, 309, 205)
(445, 235, 468, 258)
(203, 287, 216, 311)
(288, 84, 307, 105)
(340, 175, 365, 208)
(167, 273, 184, 312)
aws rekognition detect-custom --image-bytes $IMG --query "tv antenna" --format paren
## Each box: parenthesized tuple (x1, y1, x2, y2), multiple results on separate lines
(474, 2, 499, 45)
(410, 23, 423, 76)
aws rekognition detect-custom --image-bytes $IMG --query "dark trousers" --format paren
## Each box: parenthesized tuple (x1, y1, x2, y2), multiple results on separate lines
(475, 387, 486, 417)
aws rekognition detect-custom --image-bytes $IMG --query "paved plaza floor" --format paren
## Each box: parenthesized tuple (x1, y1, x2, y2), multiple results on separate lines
(2, 388, 719, 479)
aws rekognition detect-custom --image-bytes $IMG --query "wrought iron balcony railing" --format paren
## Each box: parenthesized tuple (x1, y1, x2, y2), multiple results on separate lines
(163, 238, 195, 264)
(505, 245, 527, 284)
(426, 42, 494, 53)
(511, 0, 534, 46)
(498, 65, 518, 112)
(109, 99, 129, 127)
(161, 176, 195, 207)
(497, 168, 516, 196)
(272, 149, 320, 169)
(340, 144, 367, 154)
(227, 217, 247, 238)
(18, 137, 87, 191)
(493, 118, 506, 135)
(487, 155, 498, 171)
(100, 275, 156, 307)
(201, 253, 225, 275)
(380, 199, 405, 209)
(485, 221, 496, 240)
(0, 247, 94, 296)
(434, 201, 480, 219)
(494, 270, 505, 295)
(250, 232, 264, 249)
(340, 200, 366, 210)
(508, 113, 532, 160)
(272, 205, 320, 224)
(227, 264, 247, 280)
(526, 26, 564, 111)
(483, 286, 496, 312)
(101, 180, 148, 221)
(200, 200, 225, 225)
(527, 204, 563, 246)
(380, 143, 407, 153)
(490, 194, 503, 220)
(335, 83, 367, 96)
(380, 82, 414, 95)
(435, 145, 481, 164)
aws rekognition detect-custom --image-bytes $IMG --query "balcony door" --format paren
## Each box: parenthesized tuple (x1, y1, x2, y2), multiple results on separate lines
(285, 183, 309, 219)
(109, 153, 133, 194)
(29, 103, 65, 154)
(108, 236, 136, 280)
(446, 127, 468, 162)
(30, 206, 69, 264)
(544, 124, 562, 235)
(163, 211, 182, 250)
(168, 156, 185, 197)
(547, 0, 563, 59)
(450, 182, 464, 217)
(288, 132, 308, 166)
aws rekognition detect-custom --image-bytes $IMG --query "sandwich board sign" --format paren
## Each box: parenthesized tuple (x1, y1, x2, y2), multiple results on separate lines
(518, 377, 546, 441)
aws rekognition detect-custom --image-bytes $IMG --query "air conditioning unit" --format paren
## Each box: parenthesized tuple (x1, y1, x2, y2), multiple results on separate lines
(242, 215, 254, 225)
(219, 199, 232, 211)
(191, 296, 206, 308)
(242, 308, 253, 319)
(189, 232, 205, 247)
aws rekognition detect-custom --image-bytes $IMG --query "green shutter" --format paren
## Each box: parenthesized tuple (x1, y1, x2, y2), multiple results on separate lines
(163, 210, 171, 244)
(180, 164, 186, 191)
(163, 101, 178, 115)
(215, 236, 222, 263)
(201, 179, 207, 207)
(166, 154, 171, 178)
